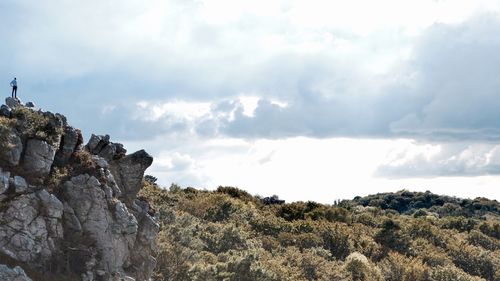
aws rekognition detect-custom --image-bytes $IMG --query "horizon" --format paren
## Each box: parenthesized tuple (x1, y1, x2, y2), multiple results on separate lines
(1, 0, 500, 203)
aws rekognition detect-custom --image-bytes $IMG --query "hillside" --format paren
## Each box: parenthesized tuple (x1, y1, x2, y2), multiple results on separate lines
(0, 98, 499, 281)
(139, 182, 500, 281)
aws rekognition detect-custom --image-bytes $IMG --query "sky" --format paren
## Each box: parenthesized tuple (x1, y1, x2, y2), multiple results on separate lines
(1, 0, 500, 202)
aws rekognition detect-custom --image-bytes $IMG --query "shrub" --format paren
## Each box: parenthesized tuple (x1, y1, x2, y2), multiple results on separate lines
(344, 252, 382, 281)
(0, 117, 16, 155)
(430, 265, 485, 281)
(46, 167, 70, 193)
(378, 252, 430, 281)
(467, 230, 499, 251)
(479, 221, 500, 239)
(374, 219, 411, 255)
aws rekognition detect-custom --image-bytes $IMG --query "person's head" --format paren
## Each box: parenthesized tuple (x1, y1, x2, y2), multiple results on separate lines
(14, 77, 16, 80)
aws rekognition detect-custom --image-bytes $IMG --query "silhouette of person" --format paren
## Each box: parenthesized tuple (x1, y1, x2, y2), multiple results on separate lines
(10, 78, 17, 99)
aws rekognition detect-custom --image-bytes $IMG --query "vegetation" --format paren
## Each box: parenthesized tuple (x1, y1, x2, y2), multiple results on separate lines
(0, 116, 16, 151)
(139, 182, 500, 281)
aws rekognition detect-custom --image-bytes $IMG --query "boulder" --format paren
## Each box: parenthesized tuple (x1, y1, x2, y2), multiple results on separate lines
(25, 101, 35, 108)
(5, 97, 20, 108)
(21, 139, 56, 181)
(0, 264, 33, 281)
(0, 104, 11, 117)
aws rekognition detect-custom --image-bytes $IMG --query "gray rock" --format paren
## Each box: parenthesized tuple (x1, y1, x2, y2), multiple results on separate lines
(0, 129, 23, 167)
(86, 134, 127, 162)
(93, 155, 109, 168)
(0, 104, 11, 117)
(109, 150, 153, 206)
(25, 101, 35, 108)
(0, 264, 33, 281)
(12, 176, 28, 193)
(54, 126, 82, 165)
(0, 170, 10, 194)
(114, 202, 138, 235)
(5, 97, 20, 108)
(21, 139, 56, 181)
(63, 175, 136, 276)
(0, 190, 63, 263)
(62, 202, 82, 232)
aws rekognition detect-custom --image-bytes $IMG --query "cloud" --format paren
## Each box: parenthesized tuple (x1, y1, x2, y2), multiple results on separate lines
(207, 16, 500, 141)
(376, 142, 500, 177)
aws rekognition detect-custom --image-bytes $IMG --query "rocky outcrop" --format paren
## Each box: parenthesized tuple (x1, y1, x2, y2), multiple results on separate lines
(109, 150, 153, 207)
(86, 134, 127, 162)
(0, 98, 159, 281)
(54, 126, 82, 166)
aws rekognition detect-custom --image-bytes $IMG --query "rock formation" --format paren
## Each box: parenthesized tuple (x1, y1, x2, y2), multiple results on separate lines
(0, 98, 159, 281)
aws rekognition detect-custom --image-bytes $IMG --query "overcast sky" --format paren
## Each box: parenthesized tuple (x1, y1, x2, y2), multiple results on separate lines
(2, 0, 500, 202)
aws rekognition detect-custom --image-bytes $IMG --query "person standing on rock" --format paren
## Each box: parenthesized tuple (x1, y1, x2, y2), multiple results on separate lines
(10, 78, 17, 99)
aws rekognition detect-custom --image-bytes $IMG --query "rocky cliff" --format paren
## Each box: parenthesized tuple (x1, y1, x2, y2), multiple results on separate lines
(0, 98, 159, 281)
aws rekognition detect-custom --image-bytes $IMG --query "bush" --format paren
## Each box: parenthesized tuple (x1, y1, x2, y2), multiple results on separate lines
(344, 252, 382, 281)
(430, 265, 485, 281)
(374, 219, 411, 255)
(378, 252, 430, 281)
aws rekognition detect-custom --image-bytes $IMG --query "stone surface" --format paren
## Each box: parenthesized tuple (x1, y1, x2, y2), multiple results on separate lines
(5, 97, 20, 108)
(63, 174, 152, 280)
(0, 190, 63, 263)
(12, 176, 28, 193)
(0, 264, 33, 281)
(21, 139, 56, 181)
(0, 169, 10, 195)
(109, 150, 153, 207)
(54, 126, 82, 165)
(0, 128, 23, 167)
(25, 101, 35, 108)
(86, 134, 127, 161)
(0, 104, 11, 117)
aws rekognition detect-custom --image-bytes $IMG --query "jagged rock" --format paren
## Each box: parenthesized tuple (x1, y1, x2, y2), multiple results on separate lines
(5, 97, 20, 108)
(0, 128, 23, 167)
(130, 210, 159, 281)
(0, 264, 33, 281)
(0, 169, 10, 195)
(0, 189, 63, 263)
(0, 104, 11, 117)
(12, 176, 28, 193)
(86, 134, 127, 161)
(93, 155, 109, 169)
(25, 101, 35, 108)
(63, 174, 140, 278)
(21, 139, 56, 181)
(54, 126, 82, 165)
(109, 150, 153, 206)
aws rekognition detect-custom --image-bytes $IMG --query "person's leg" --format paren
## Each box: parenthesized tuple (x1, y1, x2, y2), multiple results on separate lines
(14, 87, 17, 99)
(11, 87, 14, 98)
